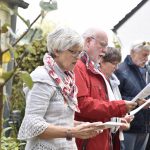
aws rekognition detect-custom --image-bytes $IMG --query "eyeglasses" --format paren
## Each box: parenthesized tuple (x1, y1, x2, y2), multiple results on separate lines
(68, 49, 82, 57)
(91, 36, 108, 48)
(133, 41, 150, 50)
(142, 41, 150, 46)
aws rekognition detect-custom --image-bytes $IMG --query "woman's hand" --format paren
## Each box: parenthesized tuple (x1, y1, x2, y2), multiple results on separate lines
(71, 122, 105, 139)
(119, 115, 134, 131)
(119, 118, 130, 131)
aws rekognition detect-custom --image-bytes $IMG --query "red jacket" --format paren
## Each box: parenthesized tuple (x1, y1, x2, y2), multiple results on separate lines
(74, 60, 127, 150)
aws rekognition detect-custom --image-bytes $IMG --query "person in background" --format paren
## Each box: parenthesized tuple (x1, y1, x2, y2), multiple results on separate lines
(115, 41, 150, 150)
(146, 61, 150, 150)
(100, 47, 134, 150)
(17, 27, 105, 150)
(74, 27, 137, 150)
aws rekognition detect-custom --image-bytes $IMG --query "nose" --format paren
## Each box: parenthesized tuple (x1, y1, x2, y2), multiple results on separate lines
(145, 56, 148, 62)
(114, 65, 118, 71)
(75, 51, 82, 59)
(104, 47, 108, 52)
(101, 47, 107, 54)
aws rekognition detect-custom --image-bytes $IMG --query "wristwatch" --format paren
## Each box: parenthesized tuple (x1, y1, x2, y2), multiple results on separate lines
(66, 129, 73, 141)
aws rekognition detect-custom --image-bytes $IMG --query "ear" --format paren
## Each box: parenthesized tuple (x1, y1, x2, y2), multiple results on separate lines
(130, 50, 135, 57)
(85, 37, 92, 48)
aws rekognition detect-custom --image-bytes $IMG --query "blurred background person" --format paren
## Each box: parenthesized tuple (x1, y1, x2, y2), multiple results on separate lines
(115, 41, 150, 150)
(101, 46, 134, 150)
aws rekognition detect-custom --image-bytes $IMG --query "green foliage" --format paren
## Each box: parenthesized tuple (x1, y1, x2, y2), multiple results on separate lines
(0, 2, 56, 149)
(1, 127, 25, 150)
(112, 32, 122, 50)
(4, 37, 47, 149)
(0, 23, 10, 33)
(11, 37, 47, 111)
(2, 71, 14, 82)
(19, 71, 33, 89)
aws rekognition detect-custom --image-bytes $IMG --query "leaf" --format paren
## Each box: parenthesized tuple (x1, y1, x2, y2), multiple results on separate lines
(2, 127, 12, 135)
(24, 44, 36, 54)
(0, 67, 3, 76)
(0, 78, 5, 85)
(1, 23, 10, 33)
(19, 71, 33, 89)
(2, 51, 11, 63)
(2, 70, 14, 81)
(14, 51, 19, 59)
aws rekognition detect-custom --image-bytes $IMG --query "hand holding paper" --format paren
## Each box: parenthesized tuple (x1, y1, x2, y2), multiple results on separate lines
(96, 121, 124, 130)
(124, 100, 137, 112)
(129, 99, 150, 116)
(131, 83, 150, 102)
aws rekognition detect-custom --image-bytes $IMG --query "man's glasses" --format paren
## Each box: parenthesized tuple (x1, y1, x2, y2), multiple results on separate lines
(91, 36, 108, 48)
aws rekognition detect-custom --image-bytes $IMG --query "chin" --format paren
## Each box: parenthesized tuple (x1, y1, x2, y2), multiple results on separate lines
(68, 67, 74, 71)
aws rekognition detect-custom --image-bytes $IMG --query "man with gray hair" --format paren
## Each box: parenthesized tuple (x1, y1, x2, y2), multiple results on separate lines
(74, 28, 137, 150)
(115, 41, 150, 150)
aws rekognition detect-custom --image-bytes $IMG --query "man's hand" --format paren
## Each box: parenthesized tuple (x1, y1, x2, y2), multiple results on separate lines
(124, 101, 137, 112)
(136, 99, 150, 109)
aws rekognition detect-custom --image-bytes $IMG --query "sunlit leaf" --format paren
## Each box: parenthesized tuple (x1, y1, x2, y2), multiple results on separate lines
(26, 19, 30, 27)
(0, 67, 3, 76)
(2, 51, 11, 63)
(0, 23, 10, 33)
(2, 70, 14, 81)
(14, 51, 19, 59)
(25, 44, 36, 54)
(112, 32, 122, 49)
(0, 78, 5, 84)
(19, 71, 33, 89)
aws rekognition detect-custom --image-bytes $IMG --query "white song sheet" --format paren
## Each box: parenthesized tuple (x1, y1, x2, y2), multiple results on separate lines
(96, 121, 123, 129)
(131, 83, 150, 102)
(129, 99, 150, 116)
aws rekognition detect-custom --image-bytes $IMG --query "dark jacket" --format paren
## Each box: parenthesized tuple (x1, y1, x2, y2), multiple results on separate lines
(115, 55, 150, 133)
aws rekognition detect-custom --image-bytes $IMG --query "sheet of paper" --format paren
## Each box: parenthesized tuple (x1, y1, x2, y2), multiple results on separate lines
(96, 121, 123, 129)
(103, 122, 123, 129)
(129, 99, 150, 116)
(131, 83, 150, 102)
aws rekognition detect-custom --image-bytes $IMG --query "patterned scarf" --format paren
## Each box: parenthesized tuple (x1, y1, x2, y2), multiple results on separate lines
(43, 53, 80, 112)
(80, 51, 100, 74)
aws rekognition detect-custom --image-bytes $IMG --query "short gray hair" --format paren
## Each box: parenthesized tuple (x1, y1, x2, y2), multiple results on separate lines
(47, 27, 83, 55)
(82, 27, 107, 39)
(82, 28, 98, 39)
(130, 40, 150, 53)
